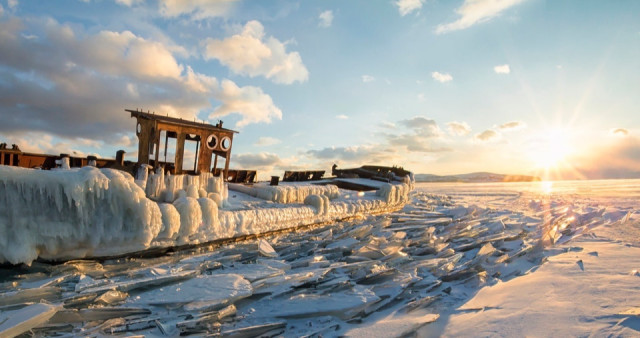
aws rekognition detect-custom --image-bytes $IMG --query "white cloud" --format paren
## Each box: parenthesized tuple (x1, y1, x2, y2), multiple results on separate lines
(203, 20, 309, 84)
(210, 79, 282, 128)
(494, 64, 510, 74)
(159, 0, 238, 19)
(362, 75, 375, 83)
(336, 115, 349, 120)
(432, 71, 453, 83)
(395, 0, 424, 16)
(8, 0, 17, 10)
(387, 133, 451, 152)
(475, 129, 501, 142)
(318, 10, 333, 28)
(436, 0, 525, 34)
(254, 136, 282, 146)
(385, 116, 450, 152)
(399, 116, 443, 137)
(380, 121, 396, 129)
(610, 128, 629, 137)
(498, 121, 525, 131)
(233, 152, 282, 168)
(115, 0, 144, 6)
(569, 136, 640, 179)
(0, 18, 283, 142)
(114, 134, 138, 148)
(305, 116, 451, 169)
(307, 145, 394, 163)
(0, 131, 138, 158)
(447, 121, 471, 136)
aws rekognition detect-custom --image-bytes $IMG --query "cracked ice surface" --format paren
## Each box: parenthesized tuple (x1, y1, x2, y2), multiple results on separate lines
(0, 166, 412, 265)
(1, 180, 638, 337)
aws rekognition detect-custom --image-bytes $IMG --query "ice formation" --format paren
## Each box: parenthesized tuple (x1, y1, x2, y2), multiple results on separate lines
(0, 166, 413, 264)
(0, 303, 60, 337)
(0, 166, 161, 264)
(229, 183, 340, 203)
(0, 180, 637, 337)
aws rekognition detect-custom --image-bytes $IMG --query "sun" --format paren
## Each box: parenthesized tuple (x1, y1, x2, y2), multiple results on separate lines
(530, 128, 573, 170)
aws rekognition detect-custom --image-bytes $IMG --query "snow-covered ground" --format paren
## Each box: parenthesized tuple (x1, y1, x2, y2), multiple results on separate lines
(1, 179, 638, 337)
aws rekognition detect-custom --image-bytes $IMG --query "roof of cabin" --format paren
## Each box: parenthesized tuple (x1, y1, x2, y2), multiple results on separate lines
(127, 109, 238, 134)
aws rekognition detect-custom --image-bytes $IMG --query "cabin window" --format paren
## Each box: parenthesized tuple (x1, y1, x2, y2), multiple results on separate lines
(206, 134, 218, 150)
(221, 136, 231, 151)
(183, 138, 199, 172)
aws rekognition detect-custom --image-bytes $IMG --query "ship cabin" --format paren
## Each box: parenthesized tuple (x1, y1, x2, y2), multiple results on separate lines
(128, 109, 238, 179)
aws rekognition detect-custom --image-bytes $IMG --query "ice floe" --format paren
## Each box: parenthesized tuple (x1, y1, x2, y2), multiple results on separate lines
(0, 180, 637, 337)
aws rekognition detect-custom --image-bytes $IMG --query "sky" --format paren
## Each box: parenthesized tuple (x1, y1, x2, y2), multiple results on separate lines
(0, 0, 638, 180)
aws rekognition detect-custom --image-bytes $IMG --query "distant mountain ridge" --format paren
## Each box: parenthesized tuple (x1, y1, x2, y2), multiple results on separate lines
(415, 172, 541, 183)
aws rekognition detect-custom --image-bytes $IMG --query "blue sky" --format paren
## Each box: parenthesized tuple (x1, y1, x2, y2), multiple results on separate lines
(0, 0, 638, 180)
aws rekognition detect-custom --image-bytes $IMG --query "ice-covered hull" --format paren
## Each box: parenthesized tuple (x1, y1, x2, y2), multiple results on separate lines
(0, 166, 413, 265)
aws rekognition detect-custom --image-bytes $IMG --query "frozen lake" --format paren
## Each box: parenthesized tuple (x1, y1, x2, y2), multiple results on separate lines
(417, 179, 640, 198)
(1, 179, 638, 337)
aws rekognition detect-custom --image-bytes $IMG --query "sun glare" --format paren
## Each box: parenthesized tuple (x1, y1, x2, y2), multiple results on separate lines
(531, 129, 573, 169)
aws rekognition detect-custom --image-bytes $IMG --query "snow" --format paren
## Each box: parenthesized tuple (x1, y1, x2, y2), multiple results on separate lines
(430, 235, 640, 337)
(0, 166, 411, 265)
(2, 173, 638, 337)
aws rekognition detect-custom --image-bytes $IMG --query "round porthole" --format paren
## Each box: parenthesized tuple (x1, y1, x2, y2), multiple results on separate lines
(136, 123, 142, 134)
(206, 134, 218, 150)
(221, 137, 231, 151)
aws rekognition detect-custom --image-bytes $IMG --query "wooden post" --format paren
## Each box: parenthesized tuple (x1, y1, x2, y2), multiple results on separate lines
(164, 132, 169, 163)
(154, 134, 160, 169)
(175, 132, 186, 174)
(193, 138, 199, 174)
(224, 151, 231, 179)
(137, 123, 150, 165)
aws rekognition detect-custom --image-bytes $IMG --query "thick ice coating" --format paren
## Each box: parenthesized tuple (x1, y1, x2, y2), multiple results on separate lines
(229, 183, 340, 203)
(0, 166, 162, 264)
(0, 166, 413, 265)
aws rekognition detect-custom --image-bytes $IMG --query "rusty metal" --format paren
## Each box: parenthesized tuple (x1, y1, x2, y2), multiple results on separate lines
(0, 143, 21, 166)
(1, 109, 240, 178)
(282, 170, 325, 182)
(331, 164, 411, 181)
(128, 109, 238, 177)
(214, 169, 256, 184)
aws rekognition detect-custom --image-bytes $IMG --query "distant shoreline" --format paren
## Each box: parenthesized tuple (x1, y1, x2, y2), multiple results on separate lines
(415, 172, 541, 183)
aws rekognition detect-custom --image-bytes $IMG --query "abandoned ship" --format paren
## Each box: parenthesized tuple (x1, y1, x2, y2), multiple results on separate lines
(0, 109, 414, 265)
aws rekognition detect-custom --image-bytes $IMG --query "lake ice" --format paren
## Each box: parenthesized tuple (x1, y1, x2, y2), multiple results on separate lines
(1, 179, 638, 337)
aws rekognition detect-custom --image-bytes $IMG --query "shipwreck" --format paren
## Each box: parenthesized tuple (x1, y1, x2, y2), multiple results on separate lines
(0, 109, 414, 265)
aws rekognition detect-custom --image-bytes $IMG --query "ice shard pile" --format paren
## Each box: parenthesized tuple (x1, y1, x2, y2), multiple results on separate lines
(0, 166, 413, 265)
(1, 184, 634, 337)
